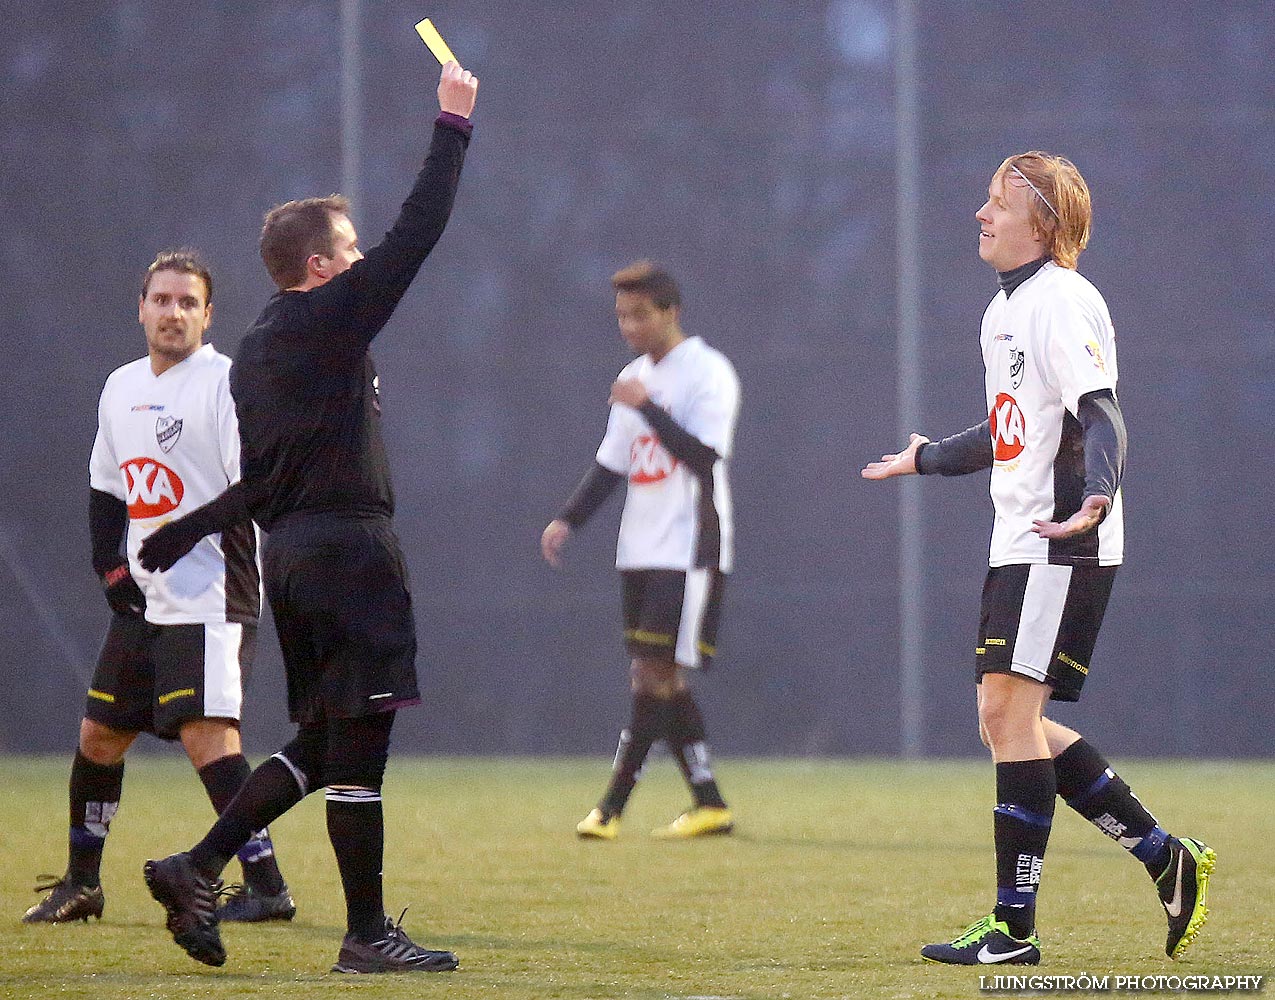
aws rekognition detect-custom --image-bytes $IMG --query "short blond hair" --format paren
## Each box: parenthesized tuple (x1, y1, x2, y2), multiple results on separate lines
(996, 152, 1092, 269)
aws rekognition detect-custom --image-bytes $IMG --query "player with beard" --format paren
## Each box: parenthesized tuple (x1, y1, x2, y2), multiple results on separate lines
(23, 250, 293, 928)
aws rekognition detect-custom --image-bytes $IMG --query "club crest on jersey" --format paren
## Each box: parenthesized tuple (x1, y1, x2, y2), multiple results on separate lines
(989, 392, 1026, 462)
(1009, 348, 1026, 389)
(156, 415, 183, 453)
(630, 434, 677, 484)
(121, 458, 185, 519)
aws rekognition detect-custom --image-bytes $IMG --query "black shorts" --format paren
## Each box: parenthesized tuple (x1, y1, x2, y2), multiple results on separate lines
(85, 614, 257, 739)
(264, 514, 420, 725)
(976, 563, 1118, 702)
(621, 568, 726, 669)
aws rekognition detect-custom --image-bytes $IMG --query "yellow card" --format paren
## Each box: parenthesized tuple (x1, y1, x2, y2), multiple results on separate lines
(414, 18, 458, 65)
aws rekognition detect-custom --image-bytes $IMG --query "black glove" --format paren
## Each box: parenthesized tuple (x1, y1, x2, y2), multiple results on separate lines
(100, 558, 146, 617)
(138, 517, 205, 573)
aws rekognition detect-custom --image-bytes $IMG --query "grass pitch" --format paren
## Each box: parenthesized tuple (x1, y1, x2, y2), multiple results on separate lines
(2, 756, 1270, 999)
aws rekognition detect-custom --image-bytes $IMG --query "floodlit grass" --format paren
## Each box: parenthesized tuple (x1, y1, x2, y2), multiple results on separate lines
(2, 756, 1270, 999)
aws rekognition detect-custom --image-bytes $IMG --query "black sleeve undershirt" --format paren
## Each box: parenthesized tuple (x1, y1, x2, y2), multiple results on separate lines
(89, 488, 129, 575)
(558, 462, 623, 528)
(636, 401, 719, 477)
(1075, 388, 1126, 502)
(162, 479, 256, 545)
(915, 419, 994, 476)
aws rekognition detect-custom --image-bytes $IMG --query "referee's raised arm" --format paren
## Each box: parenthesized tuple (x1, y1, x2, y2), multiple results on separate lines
(302, 60, 479, 346)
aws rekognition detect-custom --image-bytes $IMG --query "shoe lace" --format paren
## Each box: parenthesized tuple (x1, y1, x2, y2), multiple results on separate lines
(951, 914, 996, 947)
(216, 882, 249, 902)
(32, 874, 67, 895)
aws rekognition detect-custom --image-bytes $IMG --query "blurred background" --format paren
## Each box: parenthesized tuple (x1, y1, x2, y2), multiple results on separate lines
(2, 1, 1271, 758)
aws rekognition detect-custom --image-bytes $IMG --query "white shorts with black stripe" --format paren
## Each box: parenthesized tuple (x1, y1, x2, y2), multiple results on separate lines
(620, 569, 727, 670)
(976, 563, 1117, 702)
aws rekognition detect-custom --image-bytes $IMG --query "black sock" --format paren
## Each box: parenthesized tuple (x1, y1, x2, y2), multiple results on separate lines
(667, 690, 727, 809)
(992, 758, 1056, 940)
(599, 693, 669, 819)
(197, 754, 287, 895)
(67, 750, 124, 888)
(190, 755, 304, 878)
(1053, 738, 1171, 876)
(326, 789, 385, 941)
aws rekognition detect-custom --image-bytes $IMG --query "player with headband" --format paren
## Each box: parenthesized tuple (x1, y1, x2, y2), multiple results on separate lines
(862, 151, 1215, 965)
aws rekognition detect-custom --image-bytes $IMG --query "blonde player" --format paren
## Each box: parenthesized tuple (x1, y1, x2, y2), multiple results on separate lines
(863, 153, 1213, 965)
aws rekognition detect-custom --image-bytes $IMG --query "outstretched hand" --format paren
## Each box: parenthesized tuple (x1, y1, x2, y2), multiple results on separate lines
(1032, 494, 1110, 540)
(437, 61, 478, 118)
(861, 433, 930, 480)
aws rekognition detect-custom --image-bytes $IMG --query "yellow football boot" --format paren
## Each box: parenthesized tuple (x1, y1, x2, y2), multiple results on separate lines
(576, 808, 620, 840)
(651, 806, 734, 839)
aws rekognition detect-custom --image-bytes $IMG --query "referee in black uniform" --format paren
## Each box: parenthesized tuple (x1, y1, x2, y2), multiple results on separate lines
(138, 61, 478, 975)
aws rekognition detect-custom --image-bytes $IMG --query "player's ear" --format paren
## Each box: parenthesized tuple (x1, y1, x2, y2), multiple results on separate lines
(307, 254, 327, 279)
(138, 295, 146, 324)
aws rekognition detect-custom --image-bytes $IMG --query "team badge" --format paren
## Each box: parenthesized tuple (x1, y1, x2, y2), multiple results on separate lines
(1010, 348, 1026, 389)
(156, 415, 183, 453)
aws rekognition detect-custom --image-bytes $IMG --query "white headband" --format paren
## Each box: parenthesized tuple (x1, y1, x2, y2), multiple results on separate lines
(1009, 164, 1059, 220)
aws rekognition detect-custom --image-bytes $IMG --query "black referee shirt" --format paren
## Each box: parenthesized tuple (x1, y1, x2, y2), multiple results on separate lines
(230, 116, 471, 531)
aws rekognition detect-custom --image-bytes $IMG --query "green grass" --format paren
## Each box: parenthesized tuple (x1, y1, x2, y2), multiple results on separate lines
(2, 756, 1271, 999)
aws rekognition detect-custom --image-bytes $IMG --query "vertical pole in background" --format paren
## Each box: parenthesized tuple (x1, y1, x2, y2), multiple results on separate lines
(340, 0, 362, 212)
(894, 0, 924, 758)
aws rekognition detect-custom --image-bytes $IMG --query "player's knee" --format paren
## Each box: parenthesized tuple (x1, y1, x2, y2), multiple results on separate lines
(179, 718, 241, 769)
(323, 712, 394, 789)
(976, 689, 1019, 743)
(630, 657, 681, 698)
(79, 718, 133, 764)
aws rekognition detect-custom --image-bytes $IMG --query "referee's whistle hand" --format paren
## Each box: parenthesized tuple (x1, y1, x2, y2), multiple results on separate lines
(541, 519, 571, 568)
(437, 61, 478, 118)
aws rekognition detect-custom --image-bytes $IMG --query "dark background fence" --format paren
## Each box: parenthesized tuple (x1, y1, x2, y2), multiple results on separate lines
(2, 2, 1271, 756)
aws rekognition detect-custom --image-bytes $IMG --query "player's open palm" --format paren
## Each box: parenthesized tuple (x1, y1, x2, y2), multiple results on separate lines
(438, 61, 478, 118)
(1032, 494, 1110, 540)
(861, 433, 929, 480)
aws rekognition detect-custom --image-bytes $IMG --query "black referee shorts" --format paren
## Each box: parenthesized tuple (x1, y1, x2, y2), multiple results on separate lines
(264, 514, 420, 726)
(976, 563, 1118, 702)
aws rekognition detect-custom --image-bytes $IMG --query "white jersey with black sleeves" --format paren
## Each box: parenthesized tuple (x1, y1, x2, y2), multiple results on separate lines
(88, 344, 261, 624)
(981, 261, 1124, 567)
(595, 336, 739, 572)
